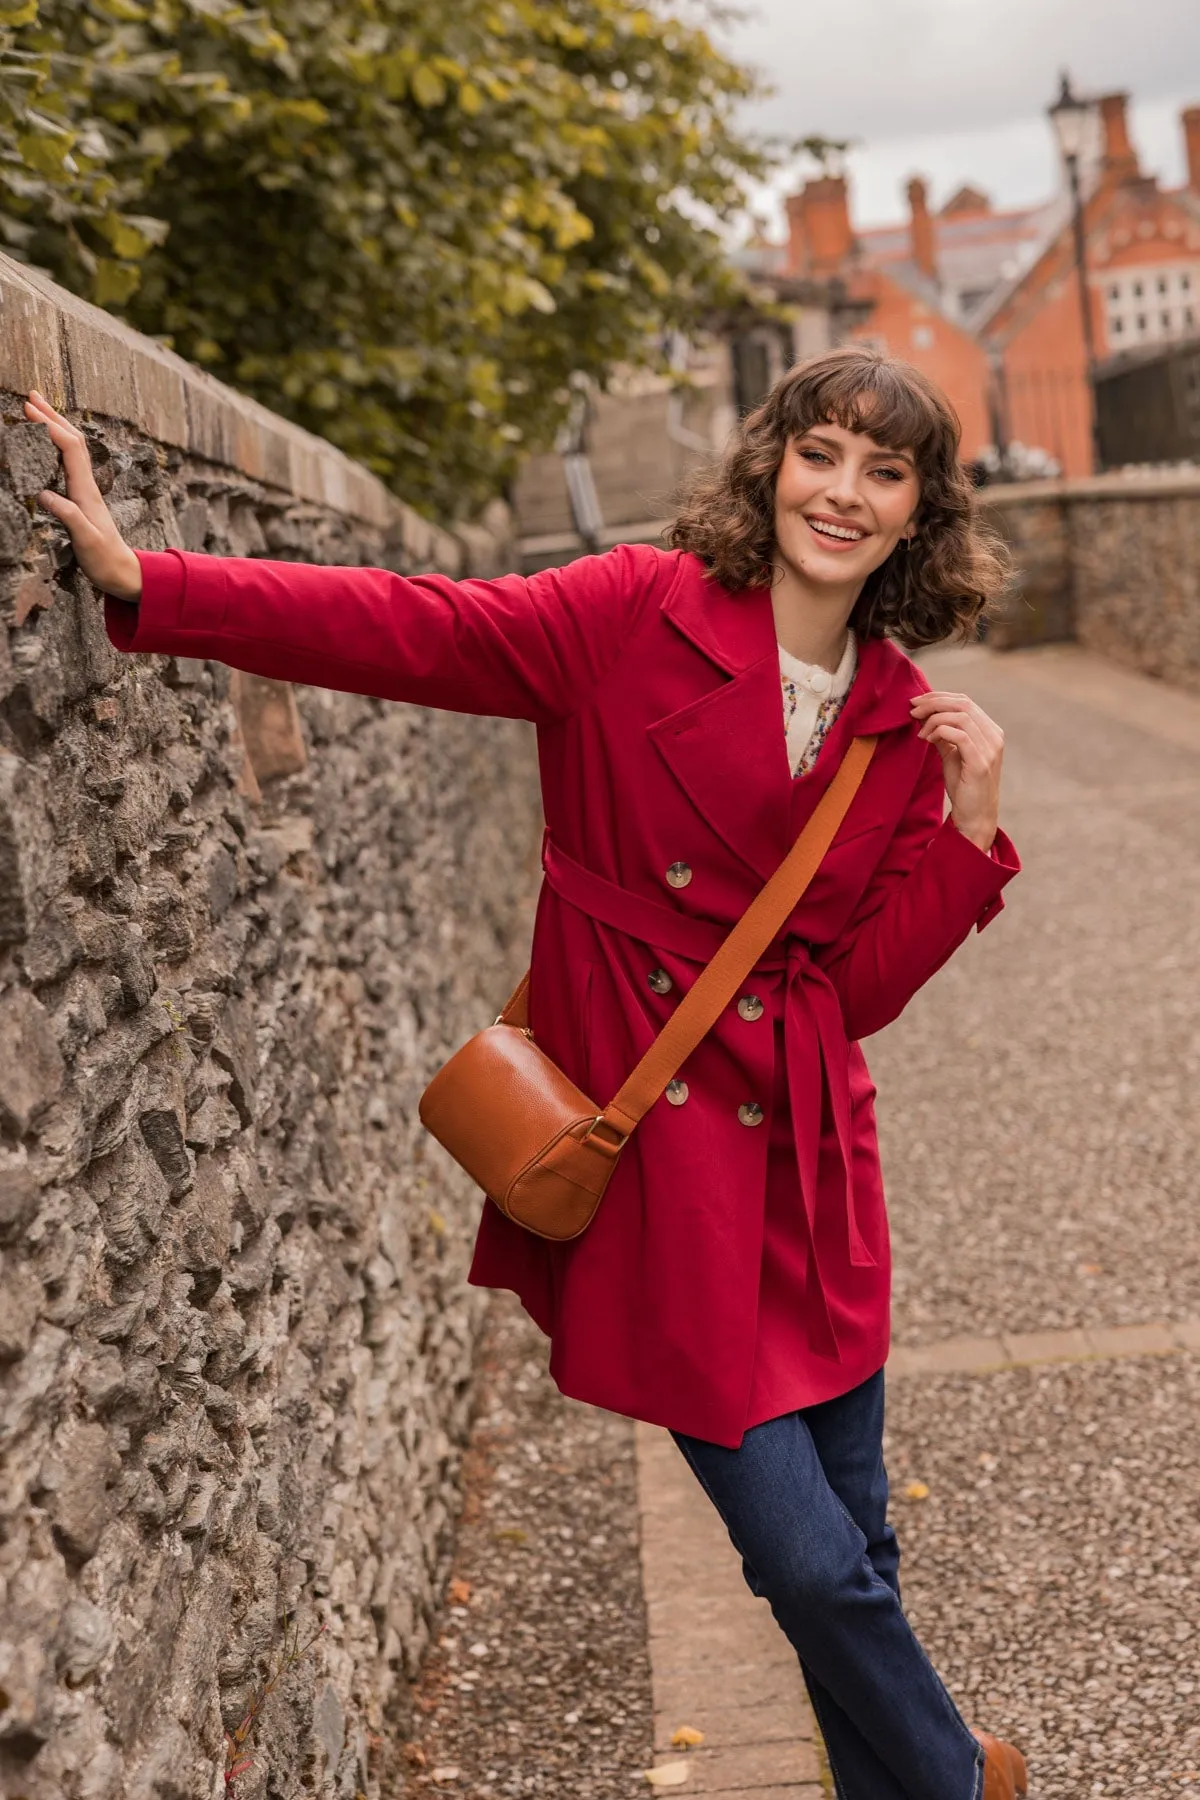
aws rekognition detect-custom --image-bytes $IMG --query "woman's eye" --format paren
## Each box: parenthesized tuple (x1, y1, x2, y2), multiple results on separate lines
(873, 466, 904, 482)
(799, 448, 830, 465)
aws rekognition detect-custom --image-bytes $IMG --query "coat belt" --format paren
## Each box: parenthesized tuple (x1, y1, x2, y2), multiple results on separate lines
(541, 836, 877, 1360)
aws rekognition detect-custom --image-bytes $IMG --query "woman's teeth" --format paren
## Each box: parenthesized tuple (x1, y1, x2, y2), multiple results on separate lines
(808, 519, 865, 542)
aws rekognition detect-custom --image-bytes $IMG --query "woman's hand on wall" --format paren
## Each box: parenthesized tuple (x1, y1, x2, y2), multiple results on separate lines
(23, 393, 143, 603)
(909, 690, 1004, 853)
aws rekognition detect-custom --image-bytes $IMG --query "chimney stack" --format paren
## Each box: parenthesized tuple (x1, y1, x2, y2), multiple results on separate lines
(1184, 105, 1200, 194)
(797, 175, 855, 276)
(1098, 92, 1140, 183)
(906, 176, 938, 284)
(784, 192, 808, 276)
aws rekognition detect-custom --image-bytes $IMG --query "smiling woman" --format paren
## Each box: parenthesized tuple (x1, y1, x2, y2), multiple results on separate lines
(25, 343, 1025, 1800)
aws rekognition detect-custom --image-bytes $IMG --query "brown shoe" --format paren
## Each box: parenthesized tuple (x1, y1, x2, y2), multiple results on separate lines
(974, 1732, 1029, 1799)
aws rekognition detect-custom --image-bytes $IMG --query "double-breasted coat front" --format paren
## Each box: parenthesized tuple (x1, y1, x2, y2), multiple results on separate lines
(108, 541, 1018, 1447)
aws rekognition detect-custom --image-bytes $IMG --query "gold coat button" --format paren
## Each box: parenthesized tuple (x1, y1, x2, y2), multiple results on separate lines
(737, 995, 764, 1022)
(738, 1102, 764, 1127)
(648, 968, 674, 995)
(665, 862, 693, 889)
(666, 1080, 689, 1106)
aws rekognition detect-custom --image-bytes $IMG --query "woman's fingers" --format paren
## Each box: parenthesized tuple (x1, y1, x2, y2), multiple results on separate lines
(21, 391, 144, 603)
(36, 489, 94, 535)
(917, 709, 1001, 768)
(910, 690, 973, 716)
(24, 395, 106, 518)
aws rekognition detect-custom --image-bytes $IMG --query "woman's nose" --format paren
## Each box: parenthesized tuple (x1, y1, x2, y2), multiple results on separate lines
(821, 475, 863, 512)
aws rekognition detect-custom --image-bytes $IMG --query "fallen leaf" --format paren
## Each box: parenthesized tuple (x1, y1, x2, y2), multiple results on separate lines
(977, 1452, 998, 1472)
(448, 1578, 472, 1605)
(494, 1527, 528, 1545)
(430, 1769, 460, 1785)
(1079, 1262, 1104, 1276)
(670, 1726, 705, 1749)
(644, 1763, 690, 1788)
(903, 1480, 930, 1501)
(428, 1209, 448, 1236)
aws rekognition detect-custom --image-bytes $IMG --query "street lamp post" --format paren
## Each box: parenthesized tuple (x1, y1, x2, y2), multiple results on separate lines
(1048, 72, 1105, 473)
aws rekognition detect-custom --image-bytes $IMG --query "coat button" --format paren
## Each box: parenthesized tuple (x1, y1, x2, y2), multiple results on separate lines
(648, 968, 674, 995)
(737, 994, 764, 1022)
(737, 1102, 764, 1127)
(666, 1080, 689, 1106)
(665, 862, 693, 889)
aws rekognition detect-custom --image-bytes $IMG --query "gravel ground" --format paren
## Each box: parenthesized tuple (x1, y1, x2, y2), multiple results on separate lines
(869, 647, 1200, 1798)
(883, 1353, 1200, 1799)
(872, 647, 1200, 1345)
(401, 1292, 653, 1799)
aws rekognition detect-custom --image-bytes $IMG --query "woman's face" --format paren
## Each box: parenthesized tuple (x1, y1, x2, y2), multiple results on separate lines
(772, 419, 922, 592)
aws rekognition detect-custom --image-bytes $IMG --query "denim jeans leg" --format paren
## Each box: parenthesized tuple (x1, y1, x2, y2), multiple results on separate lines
(673, 1376, 983, 1800)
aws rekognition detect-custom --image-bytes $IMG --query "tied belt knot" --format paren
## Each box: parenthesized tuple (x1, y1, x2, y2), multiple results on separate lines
(541, 835, 875, 1358)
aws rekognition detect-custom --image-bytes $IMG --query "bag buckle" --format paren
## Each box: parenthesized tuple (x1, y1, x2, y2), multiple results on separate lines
(583, 1115, 626, 1153)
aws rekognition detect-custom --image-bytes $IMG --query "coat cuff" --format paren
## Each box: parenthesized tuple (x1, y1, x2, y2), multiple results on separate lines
(104, 549, 229, 653)
(938, 817, 1020, 932)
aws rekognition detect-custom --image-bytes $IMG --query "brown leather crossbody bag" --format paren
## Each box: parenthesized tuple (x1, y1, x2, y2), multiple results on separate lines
(419, 735, 877, 1242)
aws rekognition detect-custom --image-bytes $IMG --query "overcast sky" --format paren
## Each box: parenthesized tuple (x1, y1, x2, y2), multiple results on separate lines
(714, 0, 1200, 228)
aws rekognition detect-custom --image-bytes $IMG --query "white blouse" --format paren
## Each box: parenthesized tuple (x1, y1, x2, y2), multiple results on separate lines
(778, 633, 858, 778)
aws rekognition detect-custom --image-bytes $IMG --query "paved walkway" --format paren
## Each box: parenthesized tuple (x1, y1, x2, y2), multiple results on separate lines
(637, 644, 1200, 1800)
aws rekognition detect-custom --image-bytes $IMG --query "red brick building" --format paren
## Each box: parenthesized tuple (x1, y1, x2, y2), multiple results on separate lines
(771, 94, 1200, 476)
(980, 96, 1200, 475)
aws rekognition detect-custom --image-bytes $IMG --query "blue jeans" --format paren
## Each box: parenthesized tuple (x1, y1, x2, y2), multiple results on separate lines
(673, 1373, 983, 1800)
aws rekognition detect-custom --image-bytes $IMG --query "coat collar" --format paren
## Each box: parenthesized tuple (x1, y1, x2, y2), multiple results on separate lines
(661, 553, 927, 736)
(651, 556, 928, 882)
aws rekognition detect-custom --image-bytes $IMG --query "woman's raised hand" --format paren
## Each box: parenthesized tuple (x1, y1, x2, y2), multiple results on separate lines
(909, 689, 1004, 853)
(23, 392, 143, 603)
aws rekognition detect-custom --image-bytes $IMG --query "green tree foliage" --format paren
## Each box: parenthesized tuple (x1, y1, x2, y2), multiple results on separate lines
(1, 0, 767, 515)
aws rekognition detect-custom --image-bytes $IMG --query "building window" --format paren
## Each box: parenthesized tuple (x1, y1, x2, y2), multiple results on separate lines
(1105, 263, 1200, 345)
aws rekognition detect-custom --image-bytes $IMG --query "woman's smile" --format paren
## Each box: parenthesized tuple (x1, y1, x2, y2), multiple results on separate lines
(803, 512, 871, 550)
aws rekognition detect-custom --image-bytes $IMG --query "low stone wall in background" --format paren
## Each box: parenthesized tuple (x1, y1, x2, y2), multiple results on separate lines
(0, 252, 541, 1800)
(986, 469, 1200, 688)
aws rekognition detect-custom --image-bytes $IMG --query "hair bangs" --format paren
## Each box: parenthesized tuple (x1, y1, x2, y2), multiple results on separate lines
(779, 351, 955, 467)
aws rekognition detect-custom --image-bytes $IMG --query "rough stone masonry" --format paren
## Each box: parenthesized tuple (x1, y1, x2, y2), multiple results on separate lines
(0, 253, 541, 1799)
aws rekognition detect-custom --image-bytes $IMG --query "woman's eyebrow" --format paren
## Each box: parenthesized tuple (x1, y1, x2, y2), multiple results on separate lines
(798, 429, 916, 467)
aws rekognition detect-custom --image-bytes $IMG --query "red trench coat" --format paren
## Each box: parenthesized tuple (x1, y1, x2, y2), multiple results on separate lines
(107, 543, 1019, 1447)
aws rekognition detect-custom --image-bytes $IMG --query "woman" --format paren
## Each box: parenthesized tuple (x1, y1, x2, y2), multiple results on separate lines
(26, 346, 1025, 1800)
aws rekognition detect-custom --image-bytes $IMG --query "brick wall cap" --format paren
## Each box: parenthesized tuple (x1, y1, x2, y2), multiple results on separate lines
(0, 250, 447, 539)
(986, 467, 1200, 506)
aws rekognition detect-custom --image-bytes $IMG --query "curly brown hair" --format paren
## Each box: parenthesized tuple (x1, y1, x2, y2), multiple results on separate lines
(668, 344, 1009, 649)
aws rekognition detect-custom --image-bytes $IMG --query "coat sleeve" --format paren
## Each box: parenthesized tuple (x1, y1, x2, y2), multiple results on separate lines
(104, 541, 670, 723)
(817, 743, 1020, 1042)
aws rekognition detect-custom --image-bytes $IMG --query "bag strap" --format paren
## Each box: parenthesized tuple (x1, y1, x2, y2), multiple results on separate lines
(502, 734, 878, 1140)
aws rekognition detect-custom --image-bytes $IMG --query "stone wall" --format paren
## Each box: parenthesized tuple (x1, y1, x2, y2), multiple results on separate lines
(986, 468, 1200, 687)
(0, 253, 542, 1800)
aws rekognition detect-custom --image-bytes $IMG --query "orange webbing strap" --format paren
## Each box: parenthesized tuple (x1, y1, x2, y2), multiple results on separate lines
(498, 970, 532, 1029)
(600, 735, 878, 1137)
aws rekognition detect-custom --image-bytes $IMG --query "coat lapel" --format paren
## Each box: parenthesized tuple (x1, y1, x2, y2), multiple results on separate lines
(648, 560, 928, 880)
(649, 570, 794, 881)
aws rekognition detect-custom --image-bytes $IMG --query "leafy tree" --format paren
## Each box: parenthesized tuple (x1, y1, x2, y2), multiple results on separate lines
(0, 0, 768, 516)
